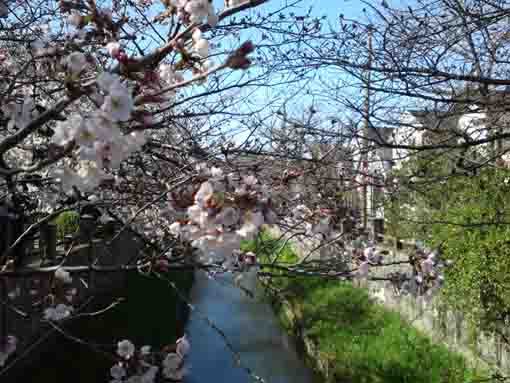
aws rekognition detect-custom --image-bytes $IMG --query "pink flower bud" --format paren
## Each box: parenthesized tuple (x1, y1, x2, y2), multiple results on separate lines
(117, 51, 129, 63)
(155, 259, 169, 272)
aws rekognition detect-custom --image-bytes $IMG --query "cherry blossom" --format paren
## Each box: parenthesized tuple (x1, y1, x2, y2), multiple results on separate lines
(167, 168, 277, 272)
(44, 304, 74, 321)
(102, 81, 134, 122)
(140, 345, 151, 356)
(192, 28, 209, 58)
(66, 52, 87, 75)
(110, 363, 127, 380)
(52, 115, 84, 146)
(162, 353, 184, 380)
(2, 96, 37, 130)
(106, 42, 122, 58)
(117, 339, 136, 359)
(356, 261, 370, 279)
(176, 334, 190, 358)
(176, 0, 216, 24)
(54, 267, 73, 284)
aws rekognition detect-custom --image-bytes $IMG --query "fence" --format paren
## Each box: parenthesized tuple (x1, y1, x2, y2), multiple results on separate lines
(0, 209, 143, 359)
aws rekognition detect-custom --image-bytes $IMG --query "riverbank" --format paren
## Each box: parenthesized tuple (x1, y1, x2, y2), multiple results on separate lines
(243, 232, 486, 383)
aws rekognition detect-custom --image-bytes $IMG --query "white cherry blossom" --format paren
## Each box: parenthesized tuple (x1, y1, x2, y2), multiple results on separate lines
(52, 115, 83, 146)
(356, 261, 370, 279)
(54, 267, 72, 284)
(97, 72, 121, 92)
(110, 363, 126, 380)
(66, 52, 87, 74)
(117, 339, 136, 359)
(102, 82, 134, 122)
(194, 38, 209, 58)
(2, 96, 37, 130)
(106, 41, 121, 58)
(162, 353, 183, 379)
(44, 304, 73, 321)
(176, 334, 190, 358)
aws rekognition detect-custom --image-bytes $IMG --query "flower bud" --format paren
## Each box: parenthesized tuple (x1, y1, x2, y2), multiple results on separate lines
(226, 41, 255, 70)
(238, 40, 255, 56)
(155, 259, 169, 272)
(227, 56, 251, 70)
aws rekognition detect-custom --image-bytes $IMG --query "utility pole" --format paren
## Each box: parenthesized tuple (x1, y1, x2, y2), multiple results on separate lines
(362, 26, 373, 232)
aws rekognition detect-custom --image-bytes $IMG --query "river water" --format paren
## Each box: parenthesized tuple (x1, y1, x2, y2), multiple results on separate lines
(184, 271, 316, 383)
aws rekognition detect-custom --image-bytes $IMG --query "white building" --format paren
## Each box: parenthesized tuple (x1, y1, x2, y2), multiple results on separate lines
(361, 92, 510, 229)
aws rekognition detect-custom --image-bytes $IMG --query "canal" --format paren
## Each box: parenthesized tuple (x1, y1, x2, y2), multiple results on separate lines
(2, 270, 315, 383)
(184, 271, 316, 383)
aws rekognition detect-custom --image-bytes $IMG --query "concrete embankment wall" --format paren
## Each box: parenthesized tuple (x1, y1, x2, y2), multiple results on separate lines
(265, 225, 509, 374)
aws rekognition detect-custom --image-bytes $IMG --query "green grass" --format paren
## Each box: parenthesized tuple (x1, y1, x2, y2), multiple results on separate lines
(54, 210, 80, 241)
(7, 270, 194, 383)
(243, 231, 486, 383)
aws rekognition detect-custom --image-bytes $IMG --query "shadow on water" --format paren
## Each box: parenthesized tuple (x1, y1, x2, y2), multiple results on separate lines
(3, 270, 316, 383)
(3, 270, 193, 383)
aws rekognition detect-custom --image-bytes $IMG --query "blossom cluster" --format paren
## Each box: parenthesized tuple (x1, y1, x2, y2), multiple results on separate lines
(350, 240, 452, 300)
(43, 303, 74, 321)
(43, 267, 76, 321)
(168, 165, 277, 269)
(402, 247, 451, 299)
(111, 335, 190, 383)
(0, 336, 17, 368)
(2, 96, 38, 131)
(290, 201, 450, 299)
(351, 244, 385, 279)
(0, 0, 261, 376)
(174, 0, 219, 26)
(0, 269, 76, 367)
(292, 204, 333, 236)
(50, 73, 145, 192)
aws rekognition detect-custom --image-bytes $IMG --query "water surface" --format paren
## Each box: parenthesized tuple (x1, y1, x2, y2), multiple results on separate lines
(185, 271, 316, 383)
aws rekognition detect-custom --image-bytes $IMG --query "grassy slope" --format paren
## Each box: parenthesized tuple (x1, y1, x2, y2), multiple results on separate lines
(242, 231, 485, 383)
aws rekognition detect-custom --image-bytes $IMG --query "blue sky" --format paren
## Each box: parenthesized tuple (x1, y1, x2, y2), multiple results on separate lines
(263, 0, 366, 20)
(220, 0, 418, 145)
(124, 0, 409, 145)
(220, 0, 372, 144)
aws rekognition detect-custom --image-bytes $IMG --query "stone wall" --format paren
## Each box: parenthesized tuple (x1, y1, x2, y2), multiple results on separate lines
(362, 274, 510, 374)
(265, 225, 509, 374)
